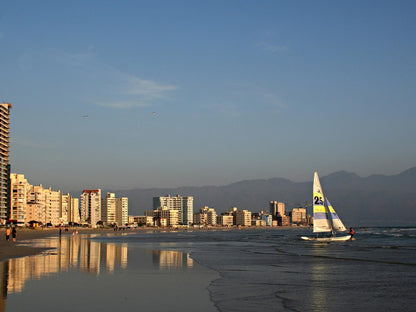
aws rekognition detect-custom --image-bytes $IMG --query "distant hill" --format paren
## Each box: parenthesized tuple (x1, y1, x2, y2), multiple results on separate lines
(78, 167, 416, 227)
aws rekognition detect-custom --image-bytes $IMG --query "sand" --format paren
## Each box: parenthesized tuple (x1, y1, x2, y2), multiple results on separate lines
(0, 227, 128, 261)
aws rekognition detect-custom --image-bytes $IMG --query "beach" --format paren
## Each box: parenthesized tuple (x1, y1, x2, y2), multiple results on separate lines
(0, 227, 122, 261)
(0, 227, 220, 312)
(1, 227, 415, 312)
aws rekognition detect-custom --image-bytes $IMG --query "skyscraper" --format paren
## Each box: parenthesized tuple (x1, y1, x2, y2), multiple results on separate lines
(0, 103, 11, 224)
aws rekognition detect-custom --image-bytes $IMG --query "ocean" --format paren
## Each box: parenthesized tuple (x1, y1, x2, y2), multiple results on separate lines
(1, 227, 415, 312)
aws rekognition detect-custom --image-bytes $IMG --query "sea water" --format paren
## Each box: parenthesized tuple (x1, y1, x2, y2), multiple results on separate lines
(1, 227, 415, 312)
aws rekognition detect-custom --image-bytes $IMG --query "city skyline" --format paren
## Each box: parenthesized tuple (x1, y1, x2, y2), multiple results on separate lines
(1, 1, 415, 191)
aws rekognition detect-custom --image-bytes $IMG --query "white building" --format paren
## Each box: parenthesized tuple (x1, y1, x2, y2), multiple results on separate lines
(115, 197, 128, 226)
(194, 206, 217, 226)
(236, 210, 251, 226)
(102, 193, 116, 225)
(10, 173, 30, 225)
(80, 189, 101, 227)
(153, 195, 193, 225)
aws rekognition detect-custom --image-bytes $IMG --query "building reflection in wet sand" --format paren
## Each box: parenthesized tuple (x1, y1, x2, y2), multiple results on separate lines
(0, 234, 128, 299)
(153, 249, 193, 270)
(0, 234, 195, 312)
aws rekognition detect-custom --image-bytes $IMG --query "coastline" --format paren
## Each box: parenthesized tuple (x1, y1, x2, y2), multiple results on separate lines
(0, 227, 124, 262)
(0, 225, 300, 262)
(1, 227, 221, 312)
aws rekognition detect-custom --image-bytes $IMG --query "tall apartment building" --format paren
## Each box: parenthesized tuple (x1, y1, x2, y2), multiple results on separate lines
(26, 185, 47, 223)
(10, 174, 30, 224)
(80, 189, 101, 227)
(291, 207, 307, 224)
(115, 197, 128, 226)
(152, 206, 179, 227)
(0, 103, 11, 224)
(153, 195, 193, 225)
(270, 201, 286, 216)
(45, 187, 61, 225)
(194, 206, 217, 226)
(102, 193, 128, 226)
(69, 197, 80, 224)
(62, 193, 79, 225)
(236, 210, 251, 226)
(102, 193, 116, 225)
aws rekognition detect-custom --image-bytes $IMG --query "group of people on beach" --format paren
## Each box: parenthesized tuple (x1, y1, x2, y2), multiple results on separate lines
(5, 227, 17, 242)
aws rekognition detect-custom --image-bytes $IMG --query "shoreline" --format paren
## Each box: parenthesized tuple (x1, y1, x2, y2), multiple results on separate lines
(0, 225, 302, 262)
(0, 227, 124, 262)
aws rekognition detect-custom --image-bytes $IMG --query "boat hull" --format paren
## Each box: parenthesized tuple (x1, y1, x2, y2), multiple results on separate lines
(301, 235, 352, 242)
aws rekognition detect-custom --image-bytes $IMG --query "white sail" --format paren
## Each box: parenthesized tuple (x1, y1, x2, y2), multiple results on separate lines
(312, 171, 332, 233)
(326, 198, 347, 232)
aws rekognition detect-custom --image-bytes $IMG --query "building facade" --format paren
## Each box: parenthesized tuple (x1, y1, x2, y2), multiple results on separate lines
(153, 195, 193, 225)
(102, 193, 116, 225)
(80, 189, 102, 227)
(10, 173, 30, 224)
(236, 210, 251, 226)
(115, 197, 128, 226)
(0, 103, 11, 224)
(291, 207, 307, 224)
(193, 206, 217, 226)
(270, 201, 286, 216)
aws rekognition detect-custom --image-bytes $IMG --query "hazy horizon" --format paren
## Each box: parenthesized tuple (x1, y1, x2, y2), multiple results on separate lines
(1, 1, 415, 192)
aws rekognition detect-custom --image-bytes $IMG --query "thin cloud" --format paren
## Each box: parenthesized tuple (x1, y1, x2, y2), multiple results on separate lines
(98, 74, 177, 109)
(56, 48, 177, 109)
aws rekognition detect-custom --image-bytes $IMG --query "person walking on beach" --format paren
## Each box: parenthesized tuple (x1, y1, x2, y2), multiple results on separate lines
(5, 227, 10, 241)
(11, 227, 17, 242)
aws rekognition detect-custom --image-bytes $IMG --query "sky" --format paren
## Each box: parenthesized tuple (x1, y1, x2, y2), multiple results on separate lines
(0, 0, 415, 192)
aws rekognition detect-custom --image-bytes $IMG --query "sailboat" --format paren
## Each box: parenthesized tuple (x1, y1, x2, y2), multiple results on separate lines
(301, 171, 351, 241)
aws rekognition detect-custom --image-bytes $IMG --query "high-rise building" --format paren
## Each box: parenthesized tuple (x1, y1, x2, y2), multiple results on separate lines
(0, 103, 11, 224)
(291, 208, 307, 224)
(115, 197, 128, 226)
(194, 206, 217, 226)
(80, 189, 101, 227)
(153, 195, 193, 225)
(102, 192, 116, 225)
(61, 193, 79, 225)
(236, 210, 251, 226)
(102, 193, 128, 226)
(10, 174, 30, 224)
(270, 201, 278, 215)
(270, 201, 286, 216)
(69, 197, 80, 224)
(45, 187, 61, 225)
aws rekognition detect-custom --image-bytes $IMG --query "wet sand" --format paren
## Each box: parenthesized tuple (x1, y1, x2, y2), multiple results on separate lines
(0, 227, 130, 261)
(0, 227, 220, 312)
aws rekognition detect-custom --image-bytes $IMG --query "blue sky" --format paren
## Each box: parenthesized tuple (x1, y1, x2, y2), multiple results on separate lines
(0, 0, 415, 191)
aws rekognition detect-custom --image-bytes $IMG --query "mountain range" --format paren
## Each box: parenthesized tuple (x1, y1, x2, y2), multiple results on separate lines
(90, 167, 416, 226)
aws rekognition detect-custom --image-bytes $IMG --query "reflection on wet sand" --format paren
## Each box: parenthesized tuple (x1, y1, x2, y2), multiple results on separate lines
(309, 245, 329, 312)
(0, 234, 197, 312)
(0, 234, 128, 299)
(153, 250, 193, 270)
